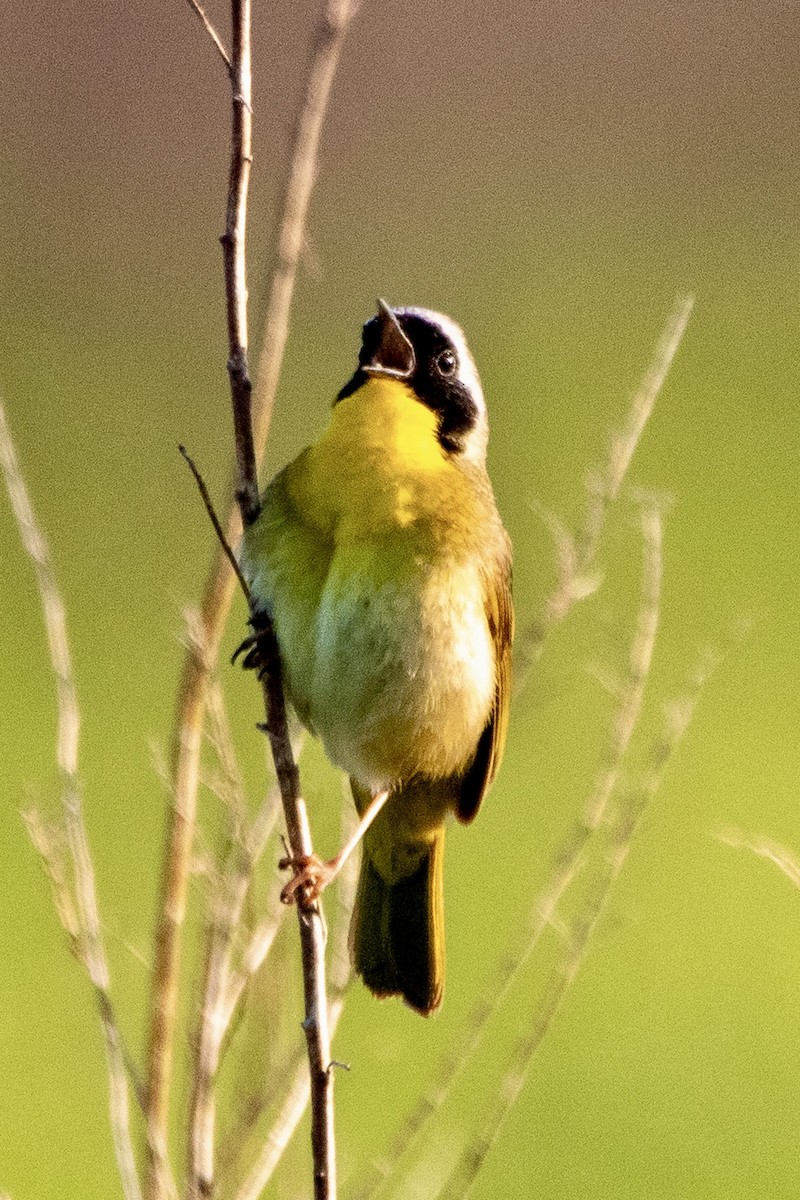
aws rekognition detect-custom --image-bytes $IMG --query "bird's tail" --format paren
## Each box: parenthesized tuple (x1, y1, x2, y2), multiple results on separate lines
(349, 784, 445, 1015)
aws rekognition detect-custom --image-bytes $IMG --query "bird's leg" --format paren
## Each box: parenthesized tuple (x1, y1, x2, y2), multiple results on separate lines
(280, 788, 390, 904)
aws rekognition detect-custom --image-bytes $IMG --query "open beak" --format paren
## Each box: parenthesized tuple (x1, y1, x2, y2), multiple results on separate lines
(362, 299, 416, 380)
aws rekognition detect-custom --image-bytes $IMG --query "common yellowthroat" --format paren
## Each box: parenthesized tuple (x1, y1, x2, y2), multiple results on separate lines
(241, 302, 513, 1014)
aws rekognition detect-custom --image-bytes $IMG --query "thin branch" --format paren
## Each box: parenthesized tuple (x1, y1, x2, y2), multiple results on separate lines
(184, 0, 232, 72)
(437, 565, 718, 1200)
(147, 0, 256, 1183)
(257, 638, 336, 1199)
(0, 394, 143, 1200)
(231, 994, 349, 1200)
(187, 768, 284, 1199)
(180, 446, 252, 603)
(224, 0, 258, 526)
(145, 2, 356, 1187)
(228, 2, 360, 1194)
(520, 294, 693, 669)
(249, 0, 355, 462)
(232, 864, 355, 1200)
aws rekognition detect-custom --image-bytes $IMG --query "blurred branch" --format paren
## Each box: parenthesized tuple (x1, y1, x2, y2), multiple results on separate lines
(187, 666, 290, 1199)
(249, 0, 356, 461)
(580, 294, 693, 564)
(186, 639, 282, 1197)
(0, 394, 143, 1200)
(716, 829, 800, 890)
(519, 293, 693, 669)
(145, 0, 256, 1183)
(438, 536, 719, 1200)
(146, 2, 357, 1190)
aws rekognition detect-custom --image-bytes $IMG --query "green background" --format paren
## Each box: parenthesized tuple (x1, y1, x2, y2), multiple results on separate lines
(1, 1, 798, 1196)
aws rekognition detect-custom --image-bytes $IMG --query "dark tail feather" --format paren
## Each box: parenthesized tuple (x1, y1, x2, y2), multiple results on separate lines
(350, 826, 445, 1016)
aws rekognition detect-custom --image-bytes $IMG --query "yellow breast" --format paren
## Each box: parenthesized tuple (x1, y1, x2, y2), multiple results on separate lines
(244, 376, 498, 790)
(286, 377, 474, 545)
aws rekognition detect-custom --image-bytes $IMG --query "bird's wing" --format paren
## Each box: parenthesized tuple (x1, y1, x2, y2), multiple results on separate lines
(455, 540, 514, 824)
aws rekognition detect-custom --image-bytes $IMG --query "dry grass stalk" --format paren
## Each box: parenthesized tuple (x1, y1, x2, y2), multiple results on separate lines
(436, 520, 722, 1200)
(0, 395, 144, 1200)
(524, 293, 693, 656)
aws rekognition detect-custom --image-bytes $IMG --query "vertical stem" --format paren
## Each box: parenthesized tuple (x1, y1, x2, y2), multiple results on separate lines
(260, 637, 335, 1199)
(224, 0, 258, 524)
(145, 551, 234, 1200)
(251, 0, 354, 459)
(146, 1, 255, 1191)
(146, 0, 355, 1192)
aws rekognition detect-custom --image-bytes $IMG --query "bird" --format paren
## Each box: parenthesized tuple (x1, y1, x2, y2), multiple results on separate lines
(239, 300, 513, 1014)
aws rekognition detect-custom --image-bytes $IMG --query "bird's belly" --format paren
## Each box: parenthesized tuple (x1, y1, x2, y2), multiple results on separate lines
(296, 551, 495, 791)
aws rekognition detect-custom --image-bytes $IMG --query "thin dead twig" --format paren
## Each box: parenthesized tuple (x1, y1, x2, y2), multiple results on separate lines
(187, 767, 284, 1199)
(257, 645, 335, 1198)
(250, 0, 355, 461)
(0, 395, 143, 1200)
(185, 0, 232, 72)
(223, 0, 258, 527)
(146, 1, 356, 1189)
(521, 294, 693, 667)
(437, 530, 719, 1200)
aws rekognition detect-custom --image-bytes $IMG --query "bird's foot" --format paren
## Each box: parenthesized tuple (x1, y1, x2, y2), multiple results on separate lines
(279, 853, 337, 905)
(232, 610, 278, 679)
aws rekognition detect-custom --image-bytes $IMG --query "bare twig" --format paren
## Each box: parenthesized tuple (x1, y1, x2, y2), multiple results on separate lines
(0, 395, 143, 1200)
(184, 0, 232, 72)
(437, 539, 718, 1200)
(187, 758, 285, 1197)
(257, 641, 335, 1198)
(250, 0, 356, 461)
(180, 446, 252, 603)
(145, 2, 356, 1187)
(223, 0, 258, 526)
(521, 294, 693, 666)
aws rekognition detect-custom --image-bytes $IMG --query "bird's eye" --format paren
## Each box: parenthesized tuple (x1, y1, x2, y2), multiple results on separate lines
(435, 349, 457, 376)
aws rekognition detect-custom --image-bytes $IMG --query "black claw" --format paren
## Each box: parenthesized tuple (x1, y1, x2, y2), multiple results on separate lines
(233, 608, 279, 677)
(231, 632, 259, 666)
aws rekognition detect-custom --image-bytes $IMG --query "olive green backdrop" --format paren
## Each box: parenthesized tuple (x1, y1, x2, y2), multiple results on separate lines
(1, 1, 798, 1197)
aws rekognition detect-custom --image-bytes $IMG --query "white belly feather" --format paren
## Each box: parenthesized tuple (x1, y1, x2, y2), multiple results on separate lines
(301, 553, 495, 791)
